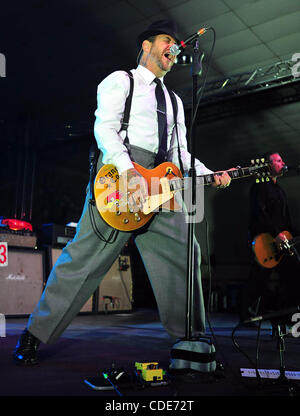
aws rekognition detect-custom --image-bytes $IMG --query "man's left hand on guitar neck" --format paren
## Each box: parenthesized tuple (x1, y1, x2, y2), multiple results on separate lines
(212, 168, 236, 189)
(275, 232, 289, 250)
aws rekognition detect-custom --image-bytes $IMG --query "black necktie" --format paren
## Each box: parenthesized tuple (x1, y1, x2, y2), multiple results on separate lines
(154, 78, 168, 165)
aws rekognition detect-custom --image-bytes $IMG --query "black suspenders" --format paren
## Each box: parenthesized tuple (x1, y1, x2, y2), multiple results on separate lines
(119, 70, 134, 158)
(119, 70, 184, 174)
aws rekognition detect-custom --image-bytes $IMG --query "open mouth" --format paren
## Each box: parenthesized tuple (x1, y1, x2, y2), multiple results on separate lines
(164, 52, 174, 63)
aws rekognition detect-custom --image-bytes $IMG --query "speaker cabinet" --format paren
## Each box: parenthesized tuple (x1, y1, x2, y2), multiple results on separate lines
(0, 247, 45, 316)
(46, 246, 94, 313)
(45, 248, 133, 314)
(48, 247, 62, 270)
(98, 255, 133, 313)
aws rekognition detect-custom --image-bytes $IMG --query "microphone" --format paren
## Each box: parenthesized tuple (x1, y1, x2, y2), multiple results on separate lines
(169, 27, 210, 56)
(283, 165, 300, 173)
(242, 305, 300, 325)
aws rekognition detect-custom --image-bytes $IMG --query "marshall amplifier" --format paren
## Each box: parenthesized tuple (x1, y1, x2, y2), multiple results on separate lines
(40, 223, 76, 247)
(0, 246, 45, 316)
(0, 228, 37, 248)
(0, 217, 37, 248)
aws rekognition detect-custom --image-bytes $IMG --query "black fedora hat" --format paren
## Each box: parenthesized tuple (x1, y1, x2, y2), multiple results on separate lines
(136, 19, 180, 48)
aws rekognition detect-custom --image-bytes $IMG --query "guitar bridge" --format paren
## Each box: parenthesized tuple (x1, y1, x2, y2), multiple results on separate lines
(142, 178, 174, 215)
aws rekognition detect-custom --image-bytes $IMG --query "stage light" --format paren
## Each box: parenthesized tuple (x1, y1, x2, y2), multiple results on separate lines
(221, 78, 230, 89)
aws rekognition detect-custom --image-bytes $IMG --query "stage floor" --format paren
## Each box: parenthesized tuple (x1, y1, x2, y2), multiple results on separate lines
(1, 308, 300, 400)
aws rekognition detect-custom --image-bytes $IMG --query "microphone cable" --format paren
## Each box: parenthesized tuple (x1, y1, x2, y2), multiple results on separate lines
(231, 319, 263, 385)
(87, 145, 120, 245)
(88, 200, 119, 245)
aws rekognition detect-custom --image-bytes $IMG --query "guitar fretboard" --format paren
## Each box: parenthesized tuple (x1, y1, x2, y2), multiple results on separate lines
(169, 166, 264, 191)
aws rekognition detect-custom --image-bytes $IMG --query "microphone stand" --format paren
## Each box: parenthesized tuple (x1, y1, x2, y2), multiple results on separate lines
(185, 39, 201, 340)
(170, 39, 216, 374)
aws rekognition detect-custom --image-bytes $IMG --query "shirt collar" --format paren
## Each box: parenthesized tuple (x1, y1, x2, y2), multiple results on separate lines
(136, 65, 165, 86)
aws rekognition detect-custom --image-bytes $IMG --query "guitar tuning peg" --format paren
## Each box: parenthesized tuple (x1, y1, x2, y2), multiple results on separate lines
(256, 158, 260, 164)
(251, 159, 255, 165)
(261, 178, 265, 182)
(261, 158, 265, 163)
(266, 177, 270, 181)
(256, 178, 260, 183)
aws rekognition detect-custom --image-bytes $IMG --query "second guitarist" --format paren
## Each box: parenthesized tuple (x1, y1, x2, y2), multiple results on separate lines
(243, 151, 300, 323)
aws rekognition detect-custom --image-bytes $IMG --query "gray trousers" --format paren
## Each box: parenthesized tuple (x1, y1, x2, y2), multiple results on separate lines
(27, 147, 206, 344)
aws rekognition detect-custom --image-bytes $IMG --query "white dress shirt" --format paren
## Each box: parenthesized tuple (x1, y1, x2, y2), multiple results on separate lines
(94, 65, 212, 176)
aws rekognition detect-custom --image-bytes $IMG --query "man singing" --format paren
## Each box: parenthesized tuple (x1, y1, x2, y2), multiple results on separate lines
(14, 20, 231, 365)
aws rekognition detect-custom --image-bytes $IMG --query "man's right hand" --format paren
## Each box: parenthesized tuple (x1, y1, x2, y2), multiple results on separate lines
(120, 168, 148, 212)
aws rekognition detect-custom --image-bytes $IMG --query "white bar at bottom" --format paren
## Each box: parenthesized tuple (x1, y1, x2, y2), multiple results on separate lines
(240, 368, 300, 380)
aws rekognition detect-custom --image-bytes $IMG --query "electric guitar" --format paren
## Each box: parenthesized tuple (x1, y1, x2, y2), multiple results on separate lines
(252, 231, 300, 268)
(94, 159, 270, 231)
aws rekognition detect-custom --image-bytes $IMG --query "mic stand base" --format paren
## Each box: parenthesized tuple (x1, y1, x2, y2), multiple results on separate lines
(249, 322, 300, 396)
(267, 322, 300, 396)
(169, 336, 217, 374)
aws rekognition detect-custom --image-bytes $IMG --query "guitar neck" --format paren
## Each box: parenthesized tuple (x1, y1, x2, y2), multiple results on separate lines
(170, 167, 257, 191)
(199, 167, 255, 186)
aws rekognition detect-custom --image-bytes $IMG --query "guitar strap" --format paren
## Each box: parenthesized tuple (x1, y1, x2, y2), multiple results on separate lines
(119, 70, 134, 157)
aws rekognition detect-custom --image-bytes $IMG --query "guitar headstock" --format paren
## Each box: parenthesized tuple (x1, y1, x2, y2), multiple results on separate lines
(250, 158, 271, 182)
